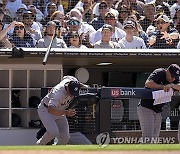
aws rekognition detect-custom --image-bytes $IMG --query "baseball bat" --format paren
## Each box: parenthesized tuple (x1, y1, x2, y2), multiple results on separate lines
(42, 32, 56, 65)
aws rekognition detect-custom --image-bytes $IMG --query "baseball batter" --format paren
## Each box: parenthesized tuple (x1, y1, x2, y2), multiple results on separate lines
(137, 64, 180, 143)
(36, 75, 87, 145)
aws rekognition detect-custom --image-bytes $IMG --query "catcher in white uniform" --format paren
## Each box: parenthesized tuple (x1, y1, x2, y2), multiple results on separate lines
(36, 76, 87, 145)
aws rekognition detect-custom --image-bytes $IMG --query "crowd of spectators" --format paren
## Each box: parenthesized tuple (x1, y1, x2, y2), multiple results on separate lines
(0, 0, 180, 49)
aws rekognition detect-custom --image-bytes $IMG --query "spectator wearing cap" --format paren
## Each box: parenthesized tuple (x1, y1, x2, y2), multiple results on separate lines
(63, 17, 81, 44)
(119, 20, 146, 48)
(94, 24, 120, 48)
(66, 31, 87, 48)
(36, 21, 67, 48)
(68, 8, 96, 35)
(67, 8, 96, 48)
(23, 10, 42, 42)
(90, 11, 126, 45)
(127, 15, 149, 46)
(10, 22, 35, 47)
(139, 3, 156, 32)
(5, 0, 22, 19)
(148, 14, 179, 49)
(0, 20, 15, 48)
(170, 0, 180, 19)
(90, 1, 109, 30)
(15, 4, 27, 22)
(92, 0, 119, 19)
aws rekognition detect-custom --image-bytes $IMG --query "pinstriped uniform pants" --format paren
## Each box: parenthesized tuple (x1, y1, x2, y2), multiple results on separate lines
(137, 105, 162, 143)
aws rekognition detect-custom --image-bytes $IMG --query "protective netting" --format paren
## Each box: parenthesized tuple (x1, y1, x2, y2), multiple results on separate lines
(0, 0, 179, 49)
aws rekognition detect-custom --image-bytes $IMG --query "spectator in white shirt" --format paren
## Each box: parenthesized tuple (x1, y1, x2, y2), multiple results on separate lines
(90, 12, 126, 45)
(119, 20, 146, 49)
(94, 24, 120, 48)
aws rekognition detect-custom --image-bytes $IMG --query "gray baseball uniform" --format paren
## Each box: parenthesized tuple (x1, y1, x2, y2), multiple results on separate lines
(36, 76, 79, 145)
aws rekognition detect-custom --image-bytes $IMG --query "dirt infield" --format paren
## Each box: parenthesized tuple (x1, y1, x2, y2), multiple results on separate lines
(0, 151, 180, 154)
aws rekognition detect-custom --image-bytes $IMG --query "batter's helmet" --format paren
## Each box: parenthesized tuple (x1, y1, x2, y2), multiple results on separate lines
(68, 81, 81, 96)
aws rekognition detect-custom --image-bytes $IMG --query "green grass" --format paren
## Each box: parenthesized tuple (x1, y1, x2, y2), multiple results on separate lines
(0, 144, 180, 151)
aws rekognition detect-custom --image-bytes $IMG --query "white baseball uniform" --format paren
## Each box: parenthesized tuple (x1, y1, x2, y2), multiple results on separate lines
(36, 76, 78, 145)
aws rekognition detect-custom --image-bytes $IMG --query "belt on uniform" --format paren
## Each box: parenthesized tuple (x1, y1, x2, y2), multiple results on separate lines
(43, 103, 48, 108)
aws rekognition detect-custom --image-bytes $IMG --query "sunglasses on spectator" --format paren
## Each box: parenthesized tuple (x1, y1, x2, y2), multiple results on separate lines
(157, 21, 166, 25)
(70, 34, 79, 38)
(68, 20, 80, 26)
(124, 26, 134, 29)
(14, 26, 24, 30)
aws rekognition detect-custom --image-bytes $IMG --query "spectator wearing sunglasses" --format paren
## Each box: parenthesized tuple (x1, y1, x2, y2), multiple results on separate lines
(63, 17, 81, 44)
(68, 8, 96, 35)
(23, 10, 42, 42)
(66, 31, 87, 48)
(36, 21, 67, 48)
(119, 20, 146, 49)
(15, 4, 27, 22)
(148, 14, 179, 49)
(10, 22, 35, 47)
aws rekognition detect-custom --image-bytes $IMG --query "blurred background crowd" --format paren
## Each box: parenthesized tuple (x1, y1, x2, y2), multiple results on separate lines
(0, 0, 180, 49)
